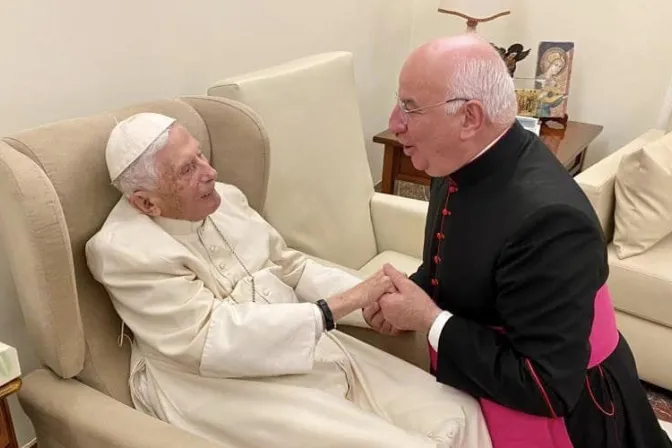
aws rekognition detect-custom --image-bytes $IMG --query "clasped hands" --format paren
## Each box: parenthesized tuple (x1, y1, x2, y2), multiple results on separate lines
(361, 263, 442, 336)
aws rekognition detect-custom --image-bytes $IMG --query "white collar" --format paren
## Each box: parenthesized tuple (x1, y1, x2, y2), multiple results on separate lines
(467, 127, 510, 163)
(153, 215, 205, 236)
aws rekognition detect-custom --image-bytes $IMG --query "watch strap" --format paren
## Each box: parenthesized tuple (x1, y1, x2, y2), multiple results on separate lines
(316, 299, 335, 331)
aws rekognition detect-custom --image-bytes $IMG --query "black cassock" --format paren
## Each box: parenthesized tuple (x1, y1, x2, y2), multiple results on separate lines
(411, 121, 672, 447)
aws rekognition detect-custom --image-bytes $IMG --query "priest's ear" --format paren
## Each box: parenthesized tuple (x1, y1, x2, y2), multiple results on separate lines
(128, 190, 162, 217)
(459, 100, 486, 140)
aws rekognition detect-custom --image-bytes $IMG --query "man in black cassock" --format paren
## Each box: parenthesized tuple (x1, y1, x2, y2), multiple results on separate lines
(363, 34, 672, 447)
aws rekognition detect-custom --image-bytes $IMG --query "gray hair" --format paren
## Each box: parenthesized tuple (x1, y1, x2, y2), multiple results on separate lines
(445, 54, 518, 126)
(112, 127, 171, 197)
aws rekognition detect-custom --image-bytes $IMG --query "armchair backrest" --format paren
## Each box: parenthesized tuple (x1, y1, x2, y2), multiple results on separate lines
(0, 96, 269, 405)
(208, 52, 378, 270)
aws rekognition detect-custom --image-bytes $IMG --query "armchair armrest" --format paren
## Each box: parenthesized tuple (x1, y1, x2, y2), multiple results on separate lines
(370, 192, 428, 259)
(18, 369, 234, 448)
(574, 129, 664, 242)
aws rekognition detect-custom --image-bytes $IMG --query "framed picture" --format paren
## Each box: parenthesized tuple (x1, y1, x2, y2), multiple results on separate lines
(534, 41, 575, 118)
(515, 88, 541, 117)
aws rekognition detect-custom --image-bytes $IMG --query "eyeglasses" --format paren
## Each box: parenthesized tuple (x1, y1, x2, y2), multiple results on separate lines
(396, 94, 471, 124)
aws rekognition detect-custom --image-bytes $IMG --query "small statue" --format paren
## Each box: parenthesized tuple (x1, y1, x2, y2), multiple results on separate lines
(491, 43, 531, 77)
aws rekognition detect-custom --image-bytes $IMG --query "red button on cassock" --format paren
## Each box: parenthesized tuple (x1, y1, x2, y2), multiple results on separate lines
(433, 255, 441, 264)
(436, 232, 444, 240)
(442, 208, 451, 216)
(449, 186, 458, 193)
(431, 278, 439, 286)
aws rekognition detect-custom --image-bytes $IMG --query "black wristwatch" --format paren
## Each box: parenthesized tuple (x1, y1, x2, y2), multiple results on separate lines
(316, 299, 335, 331)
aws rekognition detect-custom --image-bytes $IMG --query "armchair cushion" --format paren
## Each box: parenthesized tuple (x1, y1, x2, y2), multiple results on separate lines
(613, 131, 672, 258)
(370, 192, 428, 260)
(358, 251, 421, 278)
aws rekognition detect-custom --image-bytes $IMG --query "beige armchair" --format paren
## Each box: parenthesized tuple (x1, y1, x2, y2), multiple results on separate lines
(0, 97, 273, 448)
(575, 129, 672, 391)
(0, 66, 431, 446)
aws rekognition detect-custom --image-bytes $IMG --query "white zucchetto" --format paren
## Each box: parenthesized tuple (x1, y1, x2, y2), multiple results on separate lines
(106, 113, 176, 182)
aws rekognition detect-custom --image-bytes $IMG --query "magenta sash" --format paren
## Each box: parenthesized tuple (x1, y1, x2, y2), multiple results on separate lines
(429, 284, 619, 448)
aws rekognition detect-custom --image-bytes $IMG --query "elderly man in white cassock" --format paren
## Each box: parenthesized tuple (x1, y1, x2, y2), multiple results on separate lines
(85, 113, 492, 448)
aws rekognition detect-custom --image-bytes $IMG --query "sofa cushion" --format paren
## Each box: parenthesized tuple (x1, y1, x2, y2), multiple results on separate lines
(613, 131, 672, 258)
(607, 233, 672, 328)
(305, 253, 362, 278)
(575, 129, 664, 242)
(358, 251, 422, 278)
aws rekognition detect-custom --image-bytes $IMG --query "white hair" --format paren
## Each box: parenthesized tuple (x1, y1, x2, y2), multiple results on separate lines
(112, 127, 171, 197)
(444, 53, 518, 126)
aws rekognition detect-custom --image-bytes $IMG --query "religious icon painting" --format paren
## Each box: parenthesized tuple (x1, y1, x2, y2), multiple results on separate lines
(534, 41, 575, 118)
(515, 88, 541, 117)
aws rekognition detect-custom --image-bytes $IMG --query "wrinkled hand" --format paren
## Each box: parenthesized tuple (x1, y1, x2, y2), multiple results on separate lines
(378, 263, 442, 333)
(363, 301, 404, 336)
(342, 269, 395, 310)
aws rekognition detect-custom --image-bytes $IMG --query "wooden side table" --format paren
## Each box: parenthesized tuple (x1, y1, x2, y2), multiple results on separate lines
(0, 378, 21, 448)
(374, 121, 604, 194)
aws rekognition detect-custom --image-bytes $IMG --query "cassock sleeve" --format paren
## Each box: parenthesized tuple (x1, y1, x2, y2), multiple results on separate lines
(86, 236, 320, 379)
(434, 204, 607, 417)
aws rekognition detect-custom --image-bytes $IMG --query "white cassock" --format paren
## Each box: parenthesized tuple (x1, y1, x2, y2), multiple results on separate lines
(86, 182, 492, 448)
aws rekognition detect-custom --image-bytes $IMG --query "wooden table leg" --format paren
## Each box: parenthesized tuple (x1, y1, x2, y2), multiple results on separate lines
(577, 146, 589, 173)
(0, 379, 22, 448)
(381, 144, 397, 194)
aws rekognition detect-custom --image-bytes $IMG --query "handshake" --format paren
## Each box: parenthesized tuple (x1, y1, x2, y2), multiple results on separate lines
(328, 263, 443, 336)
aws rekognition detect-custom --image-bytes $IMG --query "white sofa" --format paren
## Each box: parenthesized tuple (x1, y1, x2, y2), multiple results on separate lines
(575, 130, 672, 391)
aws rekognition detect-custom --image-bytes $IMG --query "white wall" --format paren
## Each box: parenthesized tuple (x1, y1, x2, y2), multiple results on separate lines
(410, 0, 672, 167)
(0, 1, 413, 445)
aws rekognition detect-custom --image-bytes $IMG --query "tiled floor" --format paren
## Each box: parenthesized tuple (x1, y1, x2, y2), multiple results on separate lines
(388, 180, 672, 423)
(393, 180, 429, 201)
(646, 382, 672, 423)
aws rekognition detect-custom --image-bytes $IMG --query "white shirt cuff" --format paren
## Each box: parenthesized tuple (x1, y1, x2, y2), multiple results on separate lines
(313, 305, 325, 339)
(428, 311, 452, 351)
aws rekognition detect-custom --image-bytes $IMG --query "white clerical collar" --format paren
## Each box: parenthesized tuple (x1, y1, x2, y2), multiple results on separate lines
(467, 126, 510, 163)
(154, 215, 205, 235)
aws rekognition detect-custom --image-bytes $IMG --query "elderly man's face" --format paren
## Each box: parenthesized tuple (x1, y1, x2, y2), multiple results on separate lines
(150, 124, 221, 221)
(388, 60, 465, 177)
